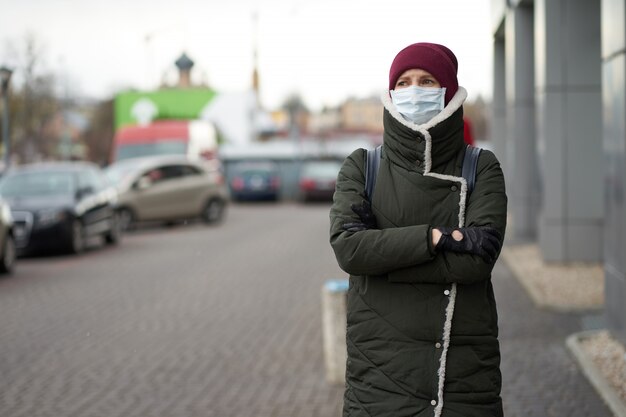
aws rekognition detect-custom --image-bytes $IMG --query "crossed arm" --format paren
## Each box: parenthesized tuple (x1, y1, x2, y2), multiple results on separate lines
(329, 149, 507, 285)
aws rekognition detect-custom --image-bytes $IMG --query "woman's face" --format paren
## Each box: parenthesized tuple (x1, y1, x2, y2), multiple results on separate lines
(394, 68, 441, 89)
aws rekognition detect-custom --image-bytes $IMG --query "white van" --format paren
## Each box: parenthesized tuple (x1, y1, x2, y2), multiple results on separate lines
(112, 119, 218, 162)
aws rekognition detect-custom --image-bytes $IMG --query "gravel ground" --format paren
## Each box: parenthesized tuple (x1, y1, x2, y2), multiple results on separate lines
(580, 330, 626, 401)
(501, 244, 604, 311)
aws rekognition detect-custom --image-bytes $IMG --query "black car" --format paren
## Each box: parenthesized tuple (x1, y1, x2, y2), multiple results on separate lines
(0, 161, 121, 254)
(229, 161, 281, 201)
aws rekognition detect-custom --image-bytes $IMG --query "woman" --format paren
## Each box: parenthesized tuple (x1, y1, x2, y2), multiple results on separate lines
(329, 42, 507, 417)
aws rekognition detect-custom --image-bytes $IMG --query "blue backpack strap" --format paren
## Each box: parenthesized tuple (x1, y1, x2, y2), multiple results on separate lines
(462, 145, 482, 195)
(365, 145, 382, 201)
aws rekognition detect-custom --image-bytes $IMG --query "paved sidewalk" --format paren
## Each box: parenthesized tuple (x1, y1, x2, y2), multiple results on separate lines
(492, 259, 612, 416)
(0, 204, 613, 417)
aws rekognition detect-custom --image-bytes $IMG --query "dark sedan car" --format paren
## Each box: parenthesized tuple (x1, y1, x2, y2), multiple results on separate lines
(229, 161, 281, 201)
(0, 162, 121, 255)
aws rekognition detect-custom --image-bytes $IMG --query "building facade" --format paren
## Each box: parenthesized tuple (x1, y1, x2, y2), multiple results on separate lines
(491, 0, 626, 343)
(340, 97, 384, 134)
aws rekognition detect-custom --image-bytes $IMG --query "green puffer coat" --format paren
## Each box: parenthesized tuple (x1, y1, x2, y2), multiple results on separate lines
(329, 87, 507, 417)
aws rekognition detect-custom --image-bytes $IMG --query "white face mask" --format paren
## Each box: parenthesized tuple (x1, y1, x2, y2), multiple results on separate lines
(390, 86, 446, 125)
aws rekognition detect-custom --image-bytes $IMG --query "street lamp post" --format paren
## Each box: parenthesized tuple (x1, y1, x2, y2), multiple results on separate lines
(0, 66, 13, 169)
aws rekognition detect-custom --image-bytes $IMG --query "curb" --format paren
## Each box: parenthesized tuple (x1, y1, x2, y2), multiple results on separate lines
(566, 330, 626, 417)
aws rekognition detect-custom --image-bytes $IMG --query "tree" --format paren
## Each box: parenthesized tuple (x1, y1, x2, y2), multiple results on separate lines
(82, 98, 114, 165)
(2, 33, 61, 163)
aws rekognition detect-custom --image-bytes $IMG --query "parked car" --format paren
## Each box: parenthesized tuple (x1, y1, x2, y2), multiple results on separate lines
(0, 199, 16, 273)
(229, 161, 281, 201)
(0, 162, 121, 255)
(105, 155, 228, 229)
(298, 160, 342, 202)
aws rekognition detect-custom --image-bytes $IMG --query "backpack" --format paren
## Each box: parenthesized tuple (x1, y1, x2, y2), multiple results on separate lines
(364, 144, 482, 201)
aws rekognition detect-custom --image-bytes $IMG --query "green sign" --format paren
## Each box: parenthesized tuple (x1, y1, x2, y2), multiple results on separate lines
(114, 89, 217, 130)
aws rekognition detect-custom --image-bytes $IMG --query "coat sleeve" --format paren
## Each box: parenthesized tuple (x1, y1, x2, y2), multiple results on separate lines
(329, 149, 437, 276)
(386, 150, 508, 285)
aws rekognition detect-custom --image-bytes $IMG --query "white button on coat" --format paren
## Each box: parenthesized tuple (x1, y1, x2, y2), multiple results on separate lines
(444, 289, 451, 296)
(431, 400, 437, 406)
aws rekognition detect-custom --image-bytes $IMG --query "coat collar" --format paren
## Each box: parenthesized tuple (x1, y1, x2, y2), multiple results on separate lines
(381, 87, 468, 417)
(380, 87, 467, 174)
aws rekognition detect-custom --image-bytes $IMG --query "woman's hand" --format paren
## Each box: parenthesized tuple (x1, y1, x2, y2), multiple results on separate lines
(433, 226, 502, 263)
(430, 228, 464, 246)
(342, 200, 378, 232)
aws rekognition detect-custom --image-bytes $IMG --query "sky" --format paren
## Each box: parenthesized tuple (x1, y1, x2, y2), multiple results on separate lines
(1, 0, 494, 111)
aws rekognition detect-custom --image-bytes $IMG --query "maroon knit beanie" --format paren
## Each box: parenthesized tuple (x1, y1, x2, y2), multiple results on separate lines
(388, 42, 459, 104)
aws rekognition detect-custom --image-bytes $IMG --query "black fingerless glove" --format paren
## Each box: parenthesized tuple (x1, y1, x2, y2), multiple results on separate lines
(342, 200, 378, 232)
(435, 226, 502, 263)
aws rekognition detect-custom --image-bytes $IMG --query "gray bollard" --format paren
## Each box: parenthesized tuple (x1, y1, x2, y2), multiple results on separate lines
(321, 279, 349, 384)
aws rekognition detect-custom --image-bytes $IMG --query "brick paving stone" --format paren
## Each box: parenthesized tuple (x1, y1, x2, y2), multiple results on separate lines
(0, 204, 345, 417)
(493, 259, 613, 417)
(0, 204, 614, 417)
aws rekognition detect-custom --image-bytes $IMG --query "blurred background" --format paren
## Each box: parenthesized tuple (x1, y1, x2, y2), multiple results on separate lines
(0, 0, 493, 169)
(1, 0, 625, 416)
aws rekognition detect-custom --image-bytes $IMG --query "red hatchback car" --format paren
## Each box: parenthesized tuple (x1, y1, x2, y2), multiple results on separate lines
(298, 160, 342, 202)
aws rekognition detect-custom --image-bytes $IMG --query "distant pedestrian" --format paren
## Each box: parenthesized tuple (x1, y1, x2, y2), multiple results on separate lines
(330, 42, 508, 417)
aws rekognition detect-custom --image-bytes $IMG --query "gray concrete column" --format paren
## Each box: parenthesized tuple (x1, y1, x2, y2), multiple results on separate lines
(492, 35, 507, 168)
(602, 0, 626, 345)
(535, 0, 603, 262)
(505, 5, 539, 240)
